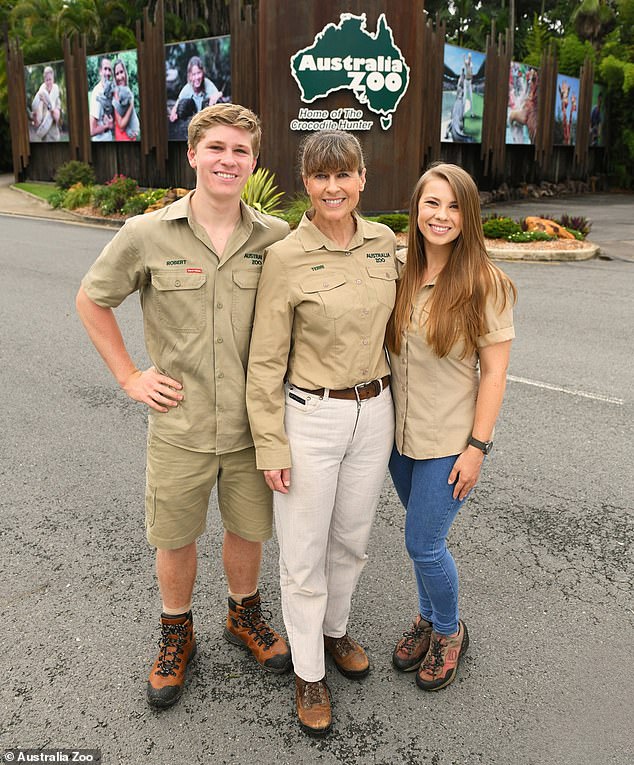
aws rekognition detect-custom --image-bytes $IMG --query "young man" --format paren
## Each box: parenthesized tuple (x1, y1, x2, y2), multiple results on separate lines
(76, 104, 291, 709)
(89, 57, 114, 140)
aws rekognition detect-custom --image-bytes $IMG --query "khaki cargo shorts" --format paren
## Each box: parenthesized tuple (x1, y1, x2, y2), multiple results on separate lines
(145, 434, 272, 550)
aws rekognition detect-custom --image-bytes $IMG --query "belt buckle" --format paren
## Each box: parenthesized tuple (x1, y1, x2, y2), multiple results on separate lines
(354, 378, 381, 402)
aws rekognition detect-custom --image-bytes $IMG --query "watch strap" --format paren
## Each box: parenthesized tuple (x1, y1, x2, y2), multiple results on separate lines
(467, 435, 493, 454)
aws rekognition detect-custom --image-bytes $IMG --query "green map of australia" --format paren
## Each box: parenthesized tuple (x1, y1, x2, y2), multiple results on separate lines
(291, 13, 410, 130)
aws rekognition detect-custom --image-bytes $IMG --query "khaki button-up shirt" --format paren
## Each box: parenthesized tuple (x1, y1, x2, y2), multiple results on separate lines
(247, 212, 397, 470)
(81, 192, 289, 453)
(391, 257, 515, 460)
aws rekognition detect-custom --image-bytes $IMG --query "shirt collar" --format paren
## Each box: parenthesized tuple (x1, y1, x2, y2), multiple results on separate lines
(296, 211, 381, 252)
(161, 192, 272, 233)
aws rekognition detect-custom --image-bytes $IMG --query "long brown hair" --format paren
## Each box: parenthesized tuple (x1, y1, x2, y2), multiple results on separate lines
(387, 163, 516, 358)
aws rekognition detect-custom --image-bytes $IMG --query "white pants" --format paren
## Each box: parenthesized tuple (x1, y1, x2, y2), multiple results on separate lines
(274, 384, 394, 681)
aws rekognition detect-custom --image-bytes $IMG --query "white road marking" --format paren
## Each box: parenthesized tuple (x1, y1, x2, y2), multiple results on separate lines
(507, 375, 624, 405)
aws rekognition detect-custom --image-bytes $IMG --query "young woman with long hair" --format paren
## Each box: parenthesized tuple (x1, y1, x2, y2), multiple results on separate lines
(386, 163, 516, 691)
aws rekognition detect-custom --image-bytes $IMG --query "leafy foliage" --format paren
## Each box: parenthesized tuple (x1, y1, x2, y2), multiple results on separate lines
(278, 194, 311, 229)
(92, 174, 139, 215)
(241, 167, 285, 215)
(375, 213, 409, 233)
(482, 217, 522, 239)
(54, 160, 95, 190)
(63, 182, 94, 209)
(507, 230, 555, 242)
(121, 188, 167, 216)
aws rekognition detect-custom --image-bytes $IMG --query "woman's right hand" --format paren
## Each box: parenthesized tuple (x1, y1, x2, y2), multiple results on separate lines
(263, 469, 291, 494)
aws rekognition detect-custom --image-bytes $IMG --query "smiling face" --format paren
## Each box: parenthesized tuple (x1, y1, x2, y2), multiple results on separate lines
(100, 59, 113, 83)
(114, 62, 127, 86)
(44, 70, 54, 91)
(303, 168, 366, 229)
(187, 124, 256, 201)
(189, 65, 204, 92)
(417, 176, 462, 255)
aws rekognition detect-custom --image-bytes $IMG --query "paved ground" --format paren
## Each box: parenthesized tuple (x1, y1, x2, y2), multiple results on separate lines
(0, 188, 633, 765)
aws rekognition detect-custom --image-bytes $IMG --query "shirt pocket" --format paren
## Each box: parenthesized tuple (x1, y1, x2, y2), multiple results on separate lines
(300, 271, 354, 319)
(151, 270, 207, 333)
(232, 269, 261, 330)
(367, 265, 398, 308)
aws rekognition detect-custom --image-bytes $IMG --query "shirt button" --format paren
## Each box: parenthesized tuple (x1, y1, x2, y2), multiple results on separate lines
(216, 302, 223, 309)
(323, 282, 329, 288)
(217, 371, 224, 378)
(345, 251, 352, 257)
(362, 338, 369, 345)
(174, 280, 181, 287)
(216, 337, 223, 344)
(361, 309, 369, 316)
(355, 279, 362, 285)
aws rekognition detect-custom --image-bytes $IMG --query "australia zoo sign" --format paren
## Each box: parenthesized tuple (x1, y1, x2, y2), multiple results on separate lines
(290, 13, 410, 131)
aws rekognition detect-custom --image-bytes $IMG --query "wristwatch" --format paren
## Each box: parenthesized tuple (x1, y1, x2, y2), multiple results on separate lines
(467, 436, 493, 455)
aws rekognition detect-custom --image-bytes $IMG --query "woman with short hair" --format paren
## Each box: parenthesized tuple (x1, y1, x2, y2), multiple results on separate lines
(247, 130, 396, 734)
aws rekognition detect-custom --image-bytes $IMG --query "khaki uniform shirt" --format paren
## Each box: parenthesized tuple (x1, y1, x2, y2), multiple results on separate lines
(81, 192, 290, 453)
(247, 213, 397, 470)
(391, 252, 515, 460)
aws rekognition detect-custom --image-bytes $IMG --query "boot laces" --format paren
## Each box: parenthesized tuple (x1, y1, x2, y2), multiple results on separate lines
(302, 680, 328, 707)
(237, 604, 277, 649)
(156, 621, 189, 677)
(421, 634, 447, 677)
(400, 620, 430, 656)
(330, 634, 355, 656)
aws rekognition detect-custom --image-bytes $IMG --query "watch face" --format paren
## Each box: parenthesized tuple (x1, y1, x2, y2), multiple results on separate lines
(484, 441, 493, 454)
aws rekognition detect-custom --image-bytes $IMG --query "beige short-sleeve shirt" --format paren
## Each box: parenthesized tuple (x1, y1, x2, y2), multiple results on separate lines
(390, 258, 515, 460)
(81, 192, 289, 453)
(247, 213, 397, 469)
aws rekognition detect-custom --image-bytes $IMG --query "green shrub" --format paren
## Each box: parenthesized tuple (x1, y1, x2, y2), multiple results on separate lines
(241, 168, 285, 215)
(63, 182, 94, 210)
(507, 230, 554, 243)
(374, 213, 408, 233)
(121, 188, 167, 217)
(482, 217, 522, 239)
(49, 189, 67, 208)
(279, 193, 311, 228)
(54, 160, 95, 190)
(93, 174, 139, 215)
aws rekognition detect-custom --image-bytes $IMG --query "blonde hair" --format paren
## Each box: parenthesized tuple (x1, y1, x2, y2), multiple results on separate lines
(188, 103, 262, 155)
(300, 130, 364, 177)
(387, 163, 516, 358)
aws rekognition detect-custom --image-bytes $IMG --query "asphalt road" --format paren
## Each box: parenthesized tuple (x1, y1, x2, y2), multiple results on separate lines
(1, 215, 632, 765)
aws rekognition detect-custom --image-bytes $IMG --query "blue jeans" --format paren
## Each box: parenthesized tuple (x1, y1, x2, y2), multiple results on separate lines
(389, 447, 466, 635)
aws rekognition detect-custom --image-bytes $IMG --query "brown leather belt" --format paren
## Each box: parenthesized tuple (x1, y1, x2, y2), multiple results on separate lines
(296, 375, 390, 401)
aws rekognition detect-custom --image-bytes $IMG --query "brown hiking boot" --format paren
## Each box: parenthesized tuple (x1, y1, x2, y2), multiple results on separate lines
(147, 611, 197, 709)
(295, 675, 332, 735)
(324, 633, 369, 678)
(392, 615, 433, 672)
(224, 590, 292, 673)
(416, 620, 469, 691)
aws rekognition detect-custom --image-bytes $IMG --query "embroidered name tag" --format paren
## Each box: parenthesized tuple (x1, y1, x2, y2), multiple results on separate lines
(186, 268, 203, 273)
(166, 259, 187, 265)
(367, 252, 390, 263)
(311, 264, 325, 271)
(244, 252, 263, 265)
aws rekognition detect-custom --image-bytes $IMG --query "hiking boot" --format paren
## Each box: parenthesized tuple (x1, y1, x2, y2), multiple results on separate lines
(416, 620, 469, 691)
(324, 633, 369, 678)
(392, 615, 433, 672)
(147, 611, 197, 709)
(295, 675, 332, 735)
(224, 590, 292, 673)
